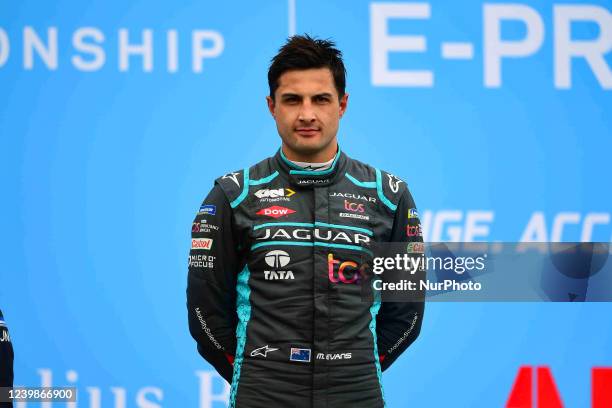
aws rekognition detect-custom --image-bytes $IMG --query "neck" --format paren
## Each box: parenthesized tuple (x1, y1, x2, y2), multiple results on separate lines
(281, 142, 338, 163)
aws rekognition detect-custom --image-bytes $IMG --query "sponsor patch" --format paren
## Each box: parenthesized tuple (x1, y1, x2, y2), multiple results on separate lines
(256, 205, 296, 218)
(255, 188, 295, 200)
(329, 192, 376, 203)
(222, 172, 241, 187)
(198, 204, 216, 215)
(290, 348, 311, 362)
(344, 200, 365, 213)
(407, 242, 425, 253)
(191, 238, 213, 250)
(408, 208, 419, 219)
(251, 345, 279, 358)
(189, 254, 216, 268)
(407, 225, 423, 237)
(339, 212, 370, 221)
(387, 173, 403, 193)
(264, 250, 294, 280)
(192, 220, 220, 233)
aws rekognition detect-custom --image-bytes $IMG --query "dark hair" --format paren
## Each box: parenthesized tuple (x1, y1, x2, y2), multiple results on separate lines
(268, 34, 346, 101)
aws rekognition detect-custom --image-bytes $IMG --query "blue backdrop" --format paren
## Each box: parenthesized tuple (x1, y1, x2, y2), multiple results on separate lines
(1, 1, 611, 406)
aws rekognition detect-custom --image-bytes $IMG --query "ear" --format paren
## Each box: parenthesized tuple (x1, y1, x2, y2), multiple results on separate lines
(266, 96, 276, 118)
(339, 93, 349, 118)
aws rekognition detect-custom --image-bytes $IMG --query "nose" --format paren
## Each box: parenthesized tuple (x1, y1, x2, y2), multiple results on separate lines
(298, 99, 316, 122)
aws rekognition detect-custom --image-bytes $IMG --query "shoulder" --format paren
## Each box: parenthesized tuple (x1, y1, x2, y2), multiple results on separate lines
(213, 156, 277, 208)
(344, 155, 410, 213)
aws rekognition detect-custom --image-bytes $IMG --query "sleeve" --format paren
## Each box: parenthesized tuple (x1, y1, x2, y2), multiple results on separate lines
(0, 309, 14, 391)
(376, 187, 425, 372)
(186, 184, 242, 383)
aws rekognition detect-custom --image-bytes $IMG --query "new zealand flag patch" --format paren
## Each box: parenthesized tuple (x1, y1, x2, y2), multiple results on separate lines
(289, 348, 311, 362)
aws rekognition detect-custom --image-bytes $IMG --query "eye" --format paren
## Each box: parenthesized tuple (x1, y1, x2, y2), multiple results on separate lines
(315, 96, 331, 103)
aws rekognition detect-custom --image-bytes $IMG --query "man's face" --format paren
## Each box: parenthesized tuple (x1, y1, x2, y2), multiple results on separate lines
(266, 68, 348, 161)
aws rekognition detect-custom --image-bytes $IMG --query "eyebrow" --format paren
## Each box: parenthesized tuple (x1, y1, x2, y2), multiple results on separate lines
(280, 92, 334, 99)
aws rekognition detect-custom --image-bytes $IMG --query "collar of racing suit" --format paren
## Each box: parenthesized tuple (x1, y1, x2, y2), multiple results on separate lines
(272, 145, 348, 188)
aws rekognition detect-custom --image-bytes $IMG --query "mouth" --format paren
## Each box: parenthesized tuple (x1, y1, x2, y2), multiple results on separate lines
(295, 128, 320, 137)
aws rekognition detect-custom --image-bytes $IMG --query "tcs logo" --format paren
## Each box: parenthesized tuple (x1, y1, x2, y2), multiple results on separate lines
(344, 200, 365, 213)
(327, 253, 364, 284)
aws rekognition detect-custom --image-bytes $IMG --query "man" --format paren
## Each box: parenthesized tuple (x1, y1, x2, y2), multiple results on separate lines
(1, 309, 14, 408)
(187, 34, 424, 407)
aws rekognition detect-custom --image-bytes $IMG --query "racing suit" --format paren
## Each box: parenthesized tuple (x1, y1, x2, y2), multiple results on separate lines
(187, 146, 424, 407)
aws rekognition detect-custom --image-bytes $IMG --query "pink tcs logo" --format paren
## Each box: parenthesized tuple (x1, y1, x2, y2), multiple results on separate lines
(327, 253, 363, 284)
(506, 366, 612, 408)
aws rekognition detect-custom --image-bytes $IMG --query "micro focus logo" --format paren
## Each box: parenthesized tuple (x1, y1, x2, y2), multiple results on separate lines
(191, 238, 213, 250)
(264, 250, 294, 280)
(256, 206, 296, 218)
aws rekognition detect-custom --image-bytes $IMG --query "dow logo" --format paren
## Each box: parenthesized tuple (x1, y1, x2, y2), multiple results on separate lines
(506, 366, 612, 407)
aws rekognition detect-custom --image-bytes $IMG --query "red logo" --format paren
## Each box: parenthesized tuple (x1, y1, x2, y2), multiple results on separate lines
(191, 238, 213, 250)
(407, 224, 423, 237)
(506, 366, 612, 407)
(344, 200, 365, 213)
(256, 206, 296, 218)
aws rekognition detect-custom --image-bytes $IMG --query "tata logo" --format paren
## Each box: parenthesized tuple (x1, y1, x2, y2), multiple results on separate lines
(263, 250, 294, 280)
(327, 253, 365, 284)
(191, 238, 213, 250)
(344, 200, 365, 213)
(256, 206, 296, 219)
(255, 188, 295, 199)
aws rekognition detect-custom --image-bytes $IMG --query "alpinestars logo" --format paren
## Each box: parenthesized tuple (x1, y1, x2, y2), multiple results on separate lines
(264, 250, 294, 280)
(387, 173, 403, 193)
(250, 345, 279, 358)
(222, 172, 241, 188)
(256, 206, 296, 218)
